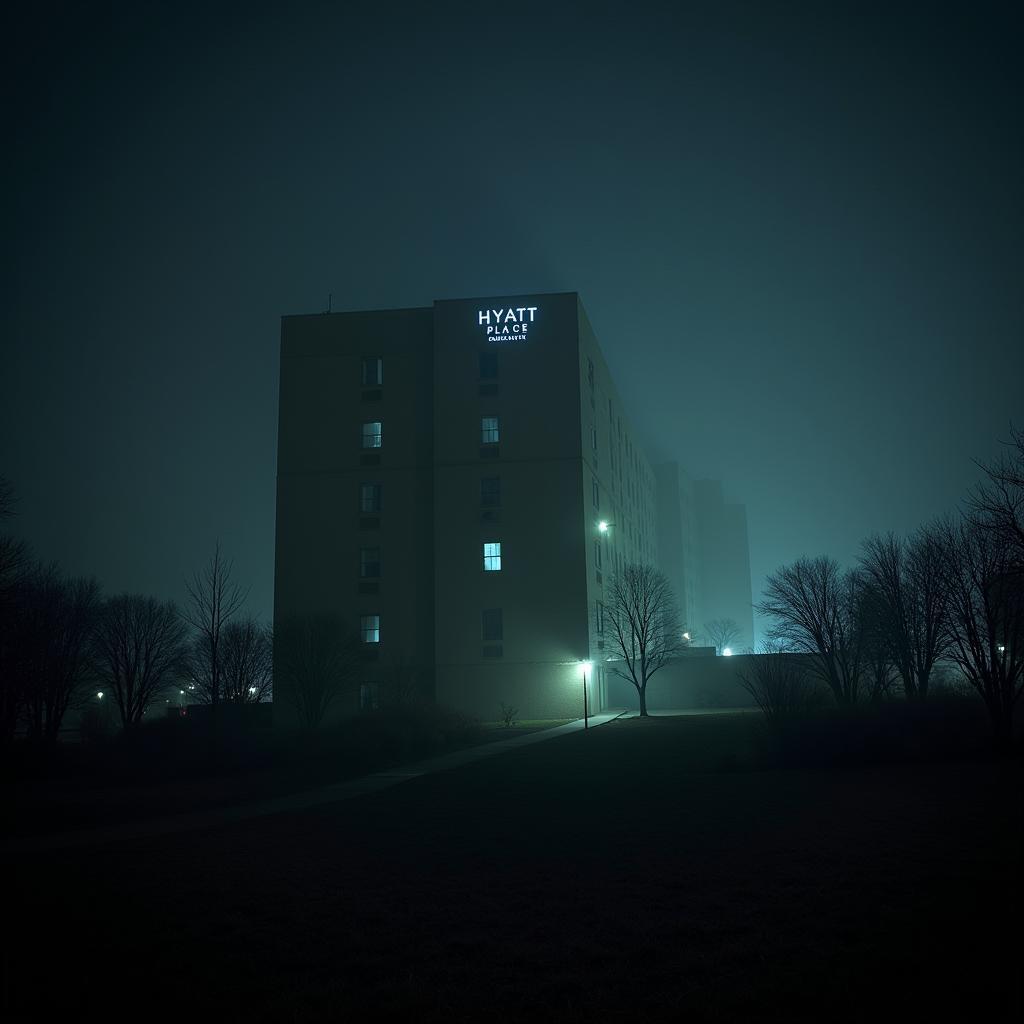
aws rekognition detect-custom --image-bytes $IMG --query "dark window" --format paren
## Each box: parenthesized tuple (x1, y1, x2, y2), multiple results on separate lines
(481, 476, 501, 507)
(360, 483, 381, 513)
(482, 608, 503, 643)
(595, 539, 603, 569)
(479, 353, 498, 379)
(596, 601, 605, 634)
(359, 682, 379, 711)
(360, 547, 381, 578)
(361, 358, 383, 386)
(587, 357, 594, 388)
(592, 479, 599, 508)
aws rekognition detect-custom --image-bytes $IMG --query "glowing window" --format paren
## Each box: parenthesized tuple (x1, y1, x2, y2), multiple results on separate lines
(483, 542, 502, 571)
(360, 614, 380, 644)
(481, 416, 500, 444)
(362, 421, 382, 448)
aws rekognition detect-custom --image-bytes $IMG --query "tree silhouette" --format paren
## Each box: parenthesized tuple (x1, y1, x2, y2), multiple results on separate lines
(90, 594, 189, 727)
(220, 618, 273, 703)
(274, 613, 363, 727)
(605, 563, 684, 717)
(758, 556, 864, 705)
(182, 544, 248, 707)
(704, 617, 741, 655)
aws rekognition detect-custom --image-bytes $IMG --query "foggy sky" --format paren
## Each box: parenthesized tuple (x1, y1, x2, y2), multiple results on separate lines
(4, 1, 1022, 642)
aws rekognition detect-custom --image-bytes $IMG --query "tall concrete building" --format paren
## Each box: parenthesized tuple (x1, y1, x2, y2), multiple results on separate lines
(273, 292, 660, 722)
(691, 479, 755, 651)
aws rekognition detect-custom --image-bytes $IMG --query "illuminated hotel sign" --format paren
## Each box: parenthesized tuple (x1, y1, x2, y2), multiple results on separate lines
(477, 305, 537, 341)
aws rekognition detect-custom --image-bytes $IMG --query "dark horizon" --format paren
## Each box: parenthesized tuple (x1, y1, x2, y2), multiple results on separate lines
(4, 1, 1022, 640)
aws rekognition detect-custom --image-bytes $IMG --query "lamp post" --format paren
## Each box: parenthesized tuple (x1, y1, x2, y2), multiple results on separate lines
(579, 660, 593, 729)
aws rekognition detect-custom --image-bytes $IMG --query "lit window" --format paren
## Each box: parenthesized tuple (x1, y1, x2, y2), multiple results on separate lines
(361, 357, 383, 386)
(362, 421, 382, 448)
(360, 614, 380, 644)
(481, 416, 500, 444)
(360, 483, 381, 513)
(479, 353, 498, 379)
(483, 542, 502, 571)
(481, 476, 501, 507)
(360, 547, 381, 578)
(482, 608, 503, 643)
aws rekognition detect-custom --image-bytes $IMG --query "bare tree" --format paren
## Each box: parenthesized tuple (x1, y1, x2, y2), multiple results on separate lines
(18, 565, 101, 742)
(758, 556, 864, 705)
(182, 544, 248, 707)
(90, 594, 190, 727)
(220, 618, 273, 703)
(858, 529, 950, 701)
(605, 563, 685, 717)
(704, 617, 742, 655)
(937, 516, 1024, 754)
(274, 613, 364, 727)
(737, 642, 818, 718)
(969, 425, 1024, 565)
(858, 582, 897, 702)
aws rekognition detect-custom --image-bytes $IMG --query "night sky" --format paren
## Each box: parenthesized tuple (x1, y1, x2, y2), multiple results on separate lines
(4, 1, 1022, 640)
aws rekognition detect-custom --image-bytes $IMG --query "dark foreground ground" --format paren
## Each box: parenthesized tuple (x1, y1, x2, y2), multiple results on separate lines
(4, 713, 1022, 1022)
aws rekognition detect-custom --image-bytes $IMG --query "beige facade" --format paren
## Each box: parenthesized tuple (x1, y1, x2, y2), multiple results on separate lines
(273, 293, 661, 722)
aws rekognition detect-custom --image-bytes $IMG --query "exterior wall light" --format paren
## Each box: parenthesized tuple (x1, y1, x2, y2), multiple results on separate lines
(722, 647, 733, 657)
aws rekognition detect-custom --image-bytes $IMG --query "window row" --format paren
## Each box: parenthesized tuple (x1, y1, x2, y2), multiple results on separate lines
(360, 417, 501, 448)
(360, 354, 507, 387)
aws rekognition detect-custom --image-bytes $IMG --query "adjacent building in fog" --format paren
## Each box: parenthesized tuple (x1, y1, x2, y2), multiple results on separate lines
(273, 291, 752, 722)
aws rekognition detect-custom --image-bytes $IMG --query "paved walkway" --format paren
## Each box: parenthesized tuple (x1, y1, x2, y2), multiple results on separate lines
(2, 712, 625, 856)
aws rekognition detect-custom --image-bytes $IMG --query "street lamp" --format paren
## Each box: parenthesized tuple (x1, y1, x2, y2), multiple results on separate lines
(597, 520, 614, 534)
(579, 660, 594, 729)
(722, 647, 733, 657)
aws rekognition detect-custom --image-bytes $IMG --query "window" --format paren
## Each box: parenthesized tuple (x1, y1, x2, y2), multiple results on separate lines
(592, 479, 599, 508)
(481, 476, 501, 507)
(481, 608, 503, 643)
(360, 547, 381, 578)
(595, 539, 602, 570)
(360, 614, 380, 644)
(359, 682, 379, 711)
(479, 353, 498, 379)
(481, 416, 500, 444)
(591, 425, 598, 452)
(587, 357, 594, 388)
(483, 542, 502, 571)
(361, 357, 383, 386)
(361, 421, 382, 448)
(360, 483, 381, 513)
(596, 601, 605, 634)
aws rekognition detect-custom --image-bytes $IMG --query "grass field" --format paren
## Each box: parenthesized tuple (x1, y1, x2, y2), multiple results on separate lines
(4, 712, 1021, 1022)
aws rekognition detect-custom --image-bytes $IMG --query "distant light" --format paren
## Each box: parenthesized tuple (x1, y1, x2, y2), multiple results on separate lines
(96, 691, 104, 699)
(180, 690, 185, 695)
(248, 686, 257, 694)
(598, 521, 609, 533)
(682, 632, 691, 641)
(997, 645, 1006, 654)
(722, 647, 733, 657)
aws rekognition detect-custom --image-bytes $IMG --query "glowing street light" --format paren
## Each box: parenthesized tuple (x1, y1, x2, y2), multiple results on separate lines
(96, 691, 104, 699)
(682, 632, 691, 642)
(722, 647, 733, 657)
(579, 660, 594, 730)
(597, 520, 614, 534)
